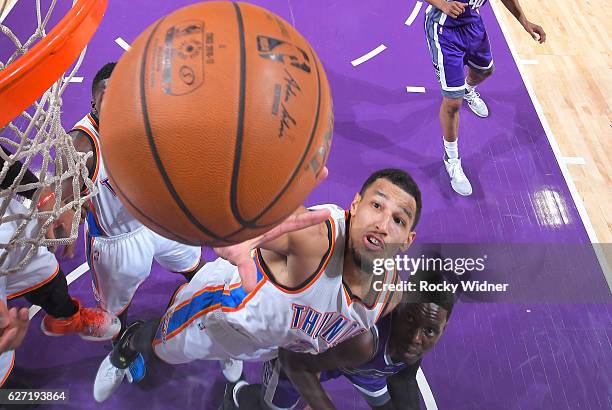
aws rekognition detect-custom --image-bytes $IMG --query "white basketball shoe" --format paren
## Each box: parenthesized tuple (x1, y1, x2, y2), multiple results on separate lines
(464, 88, 489, 118)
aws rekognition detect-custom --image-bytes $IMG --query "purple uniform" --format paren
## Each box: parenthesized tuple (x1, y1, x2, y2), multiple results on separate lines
(262, 315, 421, 408)
(424, 0, 493, 98)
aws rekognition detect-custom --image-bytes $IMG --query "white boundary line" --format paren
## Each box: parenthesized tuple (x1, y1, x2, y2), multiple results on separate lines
(115, 37, 131, 51)
(406, 86, 426, 93)
(489, 1, 598, 243)
(28, 262, 89, 319)
(405, 1, 424, 26)
(519, 59, 539, 65)
(350, 44, 387, 66)
(490, 1, 612, 291)
(63, 76, 84, 83)
(417, 368, 438, 410)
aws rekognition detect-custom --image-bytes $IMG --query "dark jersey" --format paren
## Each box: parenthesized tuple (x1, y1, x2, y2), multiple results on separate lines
(329, 315, 422, 394)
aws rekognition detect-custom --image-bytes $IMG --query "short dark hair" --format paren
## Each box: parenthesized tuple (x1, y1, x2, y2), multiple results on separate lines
(398, 268, 455, 320)
(359, 168, 422, 230)
(92, 62, 117, 95)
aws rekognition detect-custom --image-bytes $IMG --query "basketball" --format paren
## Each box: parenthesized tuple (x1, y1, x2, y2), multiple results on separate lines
(99, 1, 333, 246)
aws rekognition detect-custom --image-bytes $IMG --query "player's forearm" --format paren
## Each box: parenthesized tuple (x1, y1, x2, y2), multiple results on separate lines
(500, 0, 528, 26)
(279, 350, 336, 410)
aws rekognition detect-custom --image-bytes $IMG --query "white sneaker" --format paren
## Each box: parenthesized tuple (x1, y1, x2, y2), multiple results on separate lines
(220, 358, 243, 382)
(444, 157, 472, 196)
(93, 355, 127, 403)
(464, 88, 489, 117)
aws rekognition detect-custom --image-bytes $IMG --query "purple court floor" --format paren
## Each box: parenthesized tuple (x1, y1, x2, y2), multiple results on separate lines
(4, 1, 611, 409)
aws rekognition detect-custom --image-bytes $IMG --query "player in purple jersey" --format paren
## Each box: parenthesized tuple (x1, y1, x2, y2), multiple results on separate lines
(220, 269, 453, 410)
(424, 0, 546, 195)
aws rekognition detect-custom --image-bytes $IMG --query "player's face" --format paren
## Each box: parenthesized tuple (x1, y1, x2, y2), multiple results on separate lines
(348, 178, 417, 272)
(389, 303, 448, 365)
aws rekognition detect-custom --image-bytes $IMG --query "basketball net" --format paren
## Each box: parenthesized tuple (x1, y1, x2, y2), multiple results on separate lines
(0, 0, 103, 275)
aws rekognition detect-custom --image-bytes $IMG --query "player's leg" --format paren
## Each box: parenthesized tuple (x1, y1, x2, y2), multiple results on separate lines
(148, 228, 204, 282)
(260, 358, 302, 410)
(85, 226, 154, 336)
(94, 259, 234, 402)
(386, 365, 421, 410)
(149, 231, 243, 380)
(425, 18, 472, 196)
(7, 247, 119, 341)
(345, 373, 392, 409)
(463, 22, 495, 118)
(0, 198, 118, 341)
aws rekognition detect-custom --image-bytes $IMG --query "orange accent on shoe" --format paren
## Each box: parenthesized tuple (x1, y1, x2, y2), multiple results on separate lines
(78, 307, 121, 340)
(41, 298, 83, 336)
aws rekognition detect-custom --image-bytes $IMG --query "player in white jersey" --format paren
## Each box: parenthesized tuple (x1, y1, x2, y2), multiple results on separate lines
(68, 63, 204, 341)
(93, 168, 422, 403)
(0, 196, 121, 386)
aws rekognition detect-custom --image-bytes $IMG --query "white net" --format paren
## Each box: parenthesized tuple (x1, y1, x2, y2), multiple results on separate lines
(0, 0, 97, 275)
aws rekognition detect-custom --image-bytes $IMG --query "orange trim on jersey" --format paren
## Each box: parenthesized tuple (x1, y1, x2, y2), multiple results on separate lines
(375, 268, 398, 323)
(86, 113, 99, 131)
(115, 277, 148, 316)
(168, 283, 189, 308)
(342, 267, 395, 312)
(258, 217, 337, 295)
(73, 124, 100, 183)
(159, 283, 226, 340)
(155, 303, 221, 345)
(342, 284, 353, 306)
(222, 281, 243, 296)
(175, 254, 202, 274)
(0, 351, 15, 387)
(171, 284, 225, 312)
(221, 277, 267, 312)
(87, 198, 109, 237)
(87, 231, 103, 304)
(7, 263, 60, 300)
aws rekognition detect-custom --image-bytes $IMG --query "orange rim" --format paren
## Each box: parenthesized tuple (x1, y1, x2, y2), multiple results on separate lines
(0, 0, 108, 128)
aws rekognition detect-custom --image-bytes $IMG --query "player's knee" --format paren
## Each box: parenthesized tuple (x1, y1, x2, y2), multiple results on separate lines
(442, 97, 462, 114)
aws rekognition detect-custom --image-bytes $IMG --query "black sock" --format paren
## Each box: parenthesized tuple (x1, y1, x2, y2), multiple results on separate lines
(116, 309, 129, 338)
(24, 269, 78, 318)
(126, 319, 160, 361)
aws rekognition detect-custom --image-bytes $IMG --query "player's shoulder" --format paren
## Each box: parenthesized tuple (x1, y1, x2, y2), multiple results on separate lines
(307, 203, 346, 239)
(308, 203, 346, 225)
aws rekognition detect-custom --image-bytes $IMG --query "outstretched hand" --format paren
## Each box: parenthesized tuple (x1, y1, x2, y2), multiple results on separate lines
(214, 167, 330, 292)
(214, 208, 331, 292)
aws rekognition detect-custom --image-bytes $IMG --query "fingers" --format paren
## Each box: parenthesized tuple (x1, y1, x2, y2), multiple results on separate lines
(315, 166, 329, 185)
(17, 308, 29, 323)
(256, 208, 331, 246)
(449, 2, 466, 18)
(534, 26, 546, 43)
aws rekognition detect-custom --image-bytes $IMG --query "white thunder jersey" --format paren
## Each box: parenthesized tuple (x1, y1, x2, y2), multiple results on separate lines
(157, 204, 397, 361)
(72, 114, 142, 237)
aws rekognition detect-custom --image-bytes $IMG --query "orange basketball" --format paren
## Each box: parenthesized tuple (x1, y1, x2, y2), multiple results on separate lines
(100, 1, 333, 246)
